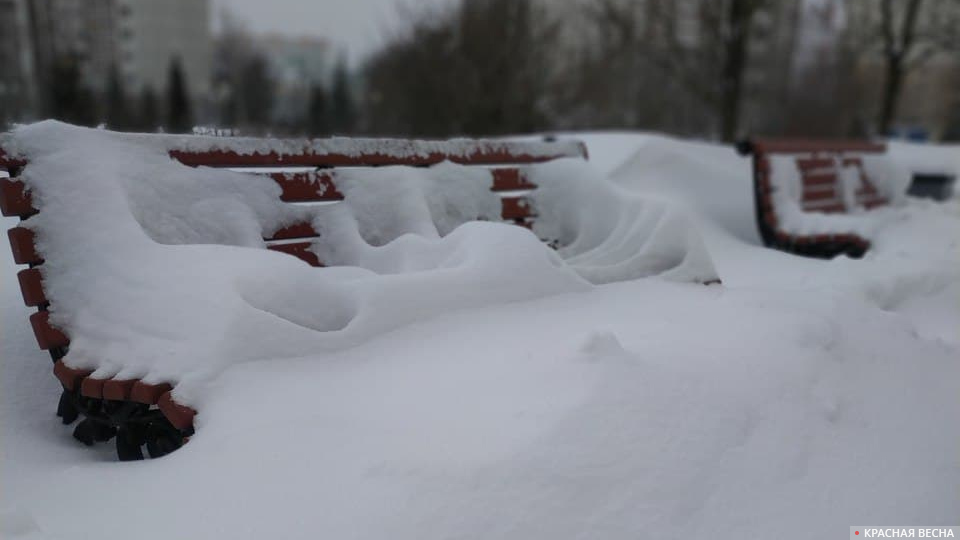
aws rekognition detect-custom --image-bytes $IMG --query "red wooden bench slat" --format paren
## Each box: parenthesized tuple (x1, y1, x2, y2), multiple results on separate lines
(29, 310, 69, 350)
(764, 210, 778, 228)
(0, 179, 37, 217)
(269, 172, 344, 202)
(491, 168, 537, 191)
(267, 222, 319, 241)
(796, 157, 836, 171)
(8, 227, 42, 264)
(801, 172, 838, 186)
(802, 189, 840, 202)
(130, 381, 172, 405)
(81, 377, 106, 398)
(500, 197, 534, 220)
(0, 149, 28, 169)
(158, 392, 197, 430)
(267, 242, 323, 267)
(17, 268, 47, 306)
(53, 360, 92, 391)
(103, 379, 137, 400)
(170, 140, 587, 168)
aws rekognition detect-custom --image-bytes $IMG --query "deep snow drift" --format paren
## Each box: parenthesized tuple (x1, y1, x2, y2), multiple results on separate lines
(2, 127, 958, 540)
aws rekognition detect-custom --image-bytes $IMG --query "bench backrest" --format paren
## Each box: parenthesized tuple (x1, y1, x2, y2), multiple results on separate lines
(739, 138, 888, 258)
(0, 136, 587, 360)
(2, 138, 588, 267)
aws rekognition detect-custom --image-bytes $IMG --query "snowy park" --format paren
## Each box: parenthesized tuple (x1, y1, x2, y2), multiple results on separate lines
(3, 0, 960, 538)
(2, 123, 959, 539)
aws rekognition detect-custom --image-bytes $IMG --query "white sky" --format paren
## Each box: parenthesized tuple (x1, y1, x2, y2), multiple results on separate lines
(211, 0, 454, 64)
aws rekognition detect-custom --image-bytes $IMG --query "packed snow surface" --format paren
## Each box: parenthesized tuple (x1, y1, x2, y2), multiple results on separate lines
(2, 126, 958, 540)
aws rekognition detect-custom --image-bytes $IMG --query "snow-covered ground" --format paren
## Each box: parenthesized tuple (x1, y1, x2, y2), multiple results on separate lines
(2, 129, 958, 539)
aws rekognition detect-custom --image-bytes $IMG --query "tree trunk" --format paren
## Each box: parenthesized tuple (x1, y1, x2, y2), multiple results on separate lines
(878, 54, 904, 135)
(877, 0, 923, 136)
(719, 0, 754, 142)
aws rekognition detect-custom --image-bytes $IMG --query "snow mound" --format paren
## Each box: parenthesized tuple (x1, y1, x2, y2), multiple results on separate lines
(531, 159, 719, 284)
(593, 133, 759, 243)
(5, 122, 717, 406)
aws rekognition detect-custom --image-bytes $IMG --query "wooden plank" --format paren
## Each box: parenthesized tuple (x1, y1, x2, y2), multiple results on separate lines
(491, 168, 537, 191)
(170, 139, 588, 168)
(53, 360, 92, 391)
(17, 268, 47, 306)
(158, 391, 197, 430)
(29, 310, 69, 350)
(103, 379, 136, 400)
(801, 172, 838, 186)
(0, 149, 28, 169)
(0, 179, 37, 217)
(266, 222, 319, 241)
(501, 197, 535, 220)
(8, 227, 42, 264)
(802, 189, 840, 202)
(268, 172, 344, 202)
(81, 377, 105, 398)
(130, 381, 172, 405)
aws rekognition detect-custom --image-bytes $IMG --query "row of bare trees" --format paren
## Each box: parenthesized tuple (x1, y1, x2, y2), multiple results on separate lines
(18, 0, 958, 141)
(359, 0, 960, 141)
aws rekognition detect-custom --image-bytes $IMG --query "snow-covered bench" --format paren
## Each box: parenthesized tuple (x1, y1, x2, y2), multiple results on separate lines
(0, 133, 589, 460)
(737, 139, 899, 258)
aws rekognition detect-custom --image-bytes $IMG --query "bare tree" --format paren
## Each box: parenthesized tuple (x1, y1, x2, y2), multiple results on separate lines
(212, 10, 275, 132)
(363, 0, 559, 137)
(585, 0, 774, 141)
(555, 0, 708, 133)
(166, 57, 193, 133)
(846, 0, 960, 134)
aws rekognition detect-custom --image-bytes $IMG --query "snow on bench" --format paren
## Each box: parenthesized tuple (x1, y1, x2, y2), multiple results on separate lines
(738, 139, 911, 258)
(1, 122, 718, 460)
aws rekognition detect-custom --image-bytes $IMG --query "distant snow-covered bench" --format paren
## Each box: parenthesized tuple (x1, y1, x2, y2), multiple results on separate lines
(737, 138, 909, 259)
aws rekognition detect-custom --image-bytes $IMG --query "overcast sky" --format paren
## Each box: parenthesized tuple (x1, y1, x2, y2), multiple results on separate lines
(211, 0, 453, 64)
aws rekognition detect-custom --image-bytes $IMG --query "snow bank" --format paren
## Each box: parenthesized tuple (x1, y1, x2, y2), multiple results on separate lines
(581, 133, 760, 243)
(5, 122, 716, 406)
(531, 159, 718, 283)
